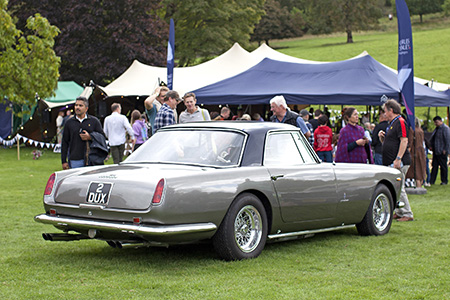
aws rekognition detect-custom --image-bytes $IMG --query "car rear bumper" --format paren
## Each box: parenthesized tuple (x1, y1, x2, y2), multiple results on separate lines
(34, 214, 217, 241)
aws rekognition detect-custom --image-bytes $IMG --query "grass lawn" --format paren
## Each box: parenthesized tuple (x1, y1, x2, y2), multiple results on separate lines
(1, 147, 449, 299)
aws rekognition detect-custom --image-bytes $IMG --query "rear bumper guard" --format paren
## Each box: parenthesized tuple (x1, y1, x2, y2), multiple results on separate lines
(34, 214, 217, 237)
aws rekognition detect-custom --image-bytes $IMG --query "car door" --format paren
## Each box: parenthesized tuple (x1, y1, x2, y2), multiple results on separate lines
(265, 131, 339, 226)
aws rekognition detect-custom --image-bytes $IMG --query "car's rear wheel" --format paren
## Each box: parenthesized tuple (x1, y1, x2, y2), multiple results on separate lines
(356, 184, 393, 236)
(213, 193, 268, 261)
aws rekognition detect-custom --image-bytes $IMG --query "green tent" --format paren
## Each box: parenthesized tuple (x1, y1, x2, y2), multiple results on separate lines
(17, 81, 84, 142)
(43, 81, 84, 108)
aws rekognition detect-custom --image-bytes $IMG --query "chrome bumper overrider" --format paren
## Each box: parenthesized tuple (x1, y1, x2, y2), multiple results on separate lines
(34, 214, 217, 237)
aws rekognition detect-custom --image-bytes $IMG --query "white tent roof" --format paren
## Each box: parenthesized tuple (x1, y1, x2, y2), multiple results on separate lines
(101, 43, 258, 97)
(250, 43, 324, 64)
(173, 43, 258, 94)
(100, 43, 449, 98)
(101, 60, 166, 97)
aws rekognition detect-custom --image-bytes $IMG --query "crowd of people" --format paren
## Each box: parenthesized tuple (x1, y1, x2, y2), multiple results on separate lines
(58, 89, 263, 171)
(58, 92, 450, 222)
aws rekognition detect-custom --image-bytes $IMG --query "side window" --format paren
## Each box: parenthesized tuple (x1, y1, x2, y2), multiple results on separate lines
(292, 132, 317, 164)
(264, 133, 304, 166)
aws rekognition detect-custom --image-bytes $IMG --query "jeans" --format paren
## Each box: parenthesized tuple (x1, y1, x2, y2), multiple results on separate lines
(317, 151, 333, 162)
(374, 152, 383, 165)
(69, 159, 85, 169)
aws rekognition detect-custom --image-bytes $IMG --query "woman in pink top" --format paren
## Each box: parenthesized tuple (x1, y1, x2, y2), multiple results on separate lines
(313, 115, 333, 162)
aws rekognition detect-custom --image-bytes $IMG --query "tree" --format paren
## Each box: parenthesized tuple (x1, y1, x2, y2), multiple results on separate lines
(0, 0, 60, 110)
(161, 0, 265, 66)
(444, 0, 450, 16)
(251, 0, 305, 45)
(306, 0, 383, 43)
(9, 0, 168, 86)
(406, 0, 444, 22)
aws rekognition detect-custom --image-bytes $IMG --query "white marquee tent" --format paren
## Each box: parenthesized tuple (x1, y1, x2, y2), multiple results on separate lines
(98, 43, 449, 100)
(100, 43, 258, 97)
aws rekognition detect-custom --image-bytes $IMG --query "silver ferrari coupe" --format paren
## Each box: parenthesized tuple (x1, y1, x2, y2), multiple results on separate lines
(35, 121, 403, 260)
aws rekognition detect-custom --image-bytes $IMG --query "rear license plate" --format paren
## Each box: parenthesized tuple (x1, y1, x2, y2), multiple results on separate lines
(86, 182, 113, 205)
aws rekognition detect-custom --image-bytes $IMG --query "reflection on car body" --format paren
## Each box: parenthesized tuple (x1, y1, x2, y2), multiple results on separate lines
(35, 121, 403, 260)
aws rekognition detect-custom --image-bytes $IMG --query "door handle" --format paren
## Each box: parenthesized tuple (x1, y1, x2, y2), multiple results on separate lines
(271, 174, 284, 181)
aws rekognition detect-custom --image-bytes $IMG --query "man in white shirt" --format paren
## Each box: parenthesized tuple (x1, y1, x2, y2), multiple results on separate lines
(103, 103, 135, 164)
(179, 92, 211, 123)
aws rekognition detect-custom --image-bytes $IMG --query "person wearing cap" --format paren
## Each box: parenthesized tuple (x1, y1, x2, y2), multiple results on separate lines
(153, 90, 181, 132)
(179, 92, 211, 123)
(269, 95, 311, 139)
(299, 109, 314, 148)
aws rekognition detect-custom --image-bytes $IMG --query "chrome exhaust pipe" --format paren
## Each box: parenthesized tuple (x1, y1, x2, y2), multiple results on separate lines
(42, 233, 90, 241)
(106, 240, 123, 248)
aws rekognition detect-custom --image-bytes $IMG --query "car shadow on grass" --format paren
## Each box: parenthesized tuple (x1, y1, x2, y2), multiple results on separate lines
(27, 228, 365, 266)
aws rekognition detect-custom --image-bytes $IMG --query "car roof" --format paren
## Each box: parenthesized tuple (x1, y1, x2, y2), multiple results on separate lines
(161, 121, 298, 133)
(159, 121, 301, 166)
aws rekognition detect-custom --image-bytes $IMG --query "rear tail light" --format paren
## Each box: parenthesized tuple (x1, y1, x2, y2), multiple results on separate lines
(152, 179, 165, 205)
(44, 173, 56, 196)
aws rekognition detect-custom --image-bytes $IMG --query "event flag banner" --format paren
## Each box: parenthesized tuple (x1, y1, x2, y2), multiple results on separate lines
(396, 0, 415, 130)
(167, 18, 175, 90)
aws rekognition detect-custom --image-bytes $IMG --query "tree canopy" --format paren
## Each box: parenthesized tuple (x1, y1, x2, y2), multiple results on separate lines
(405, 0, 444, 22)
(305, 0, 383, 43)
(0, 0, 60, 109)
(251, 0, 305, 45)
(9, 0, 168, 86)
(162, 0, 265, 66)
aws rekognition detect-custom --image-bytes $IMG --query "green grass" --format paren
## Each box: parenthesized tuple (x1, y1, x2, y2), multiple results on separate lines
(1, 147, 449, 299)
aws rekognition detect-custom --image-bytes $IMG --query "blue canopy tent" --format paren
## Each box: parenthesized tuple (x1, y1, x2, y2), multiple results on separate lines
(193, 55, 450, 107)
(0, 101, 13, 139)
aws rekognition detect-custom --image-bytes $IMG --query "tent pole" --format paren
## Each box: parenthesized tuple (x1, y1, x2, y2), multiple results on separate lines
(17, 134, 20, 161)
(447, 106, 449, 126)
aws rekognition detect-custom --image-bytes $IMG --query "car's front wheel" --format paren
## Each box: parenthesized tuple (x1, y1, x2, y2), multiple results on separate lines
(213, 193, 268, 261)
(356, 184, 393, 236)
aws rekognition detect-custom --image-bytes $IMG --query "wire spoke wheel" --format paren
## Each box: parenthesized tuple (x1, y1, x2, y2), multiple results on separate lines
(234, 205, 262, 253)
(357, 184, 393, 236)
(213, 193, 268, 260)
(372, 193, 391, 232)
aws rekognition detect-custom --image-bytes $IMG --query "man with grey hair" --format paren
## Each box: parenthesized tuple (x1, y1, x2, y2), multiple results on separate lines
(300, 109, 314, 147)
(379, 99, 413, 221)
(269, 95, 311, 139)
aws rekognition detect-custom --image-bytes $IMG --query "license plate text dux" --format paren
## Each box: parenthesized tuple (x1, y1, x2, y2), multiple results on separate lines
(86, 182, 113, 205)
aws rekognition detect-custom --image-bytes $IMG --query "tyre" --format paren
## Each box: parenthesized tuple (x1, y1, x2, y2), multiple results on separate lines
(212, 193, 268, 261)
(356, 184, 393, 236)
